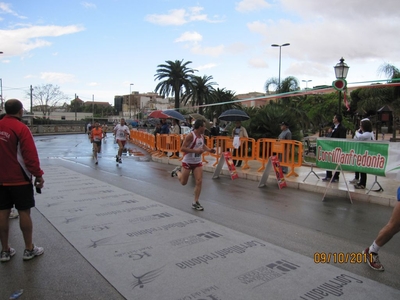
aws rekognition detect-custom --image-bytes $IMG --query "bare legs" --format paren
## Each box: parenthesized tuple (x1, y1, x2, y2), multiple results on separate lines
(176, 166, 203, 203)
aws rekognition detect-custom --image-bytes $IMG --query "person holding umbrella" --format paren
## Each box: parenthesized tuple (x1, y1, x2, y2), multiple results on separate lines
(231, 121, 248, 167)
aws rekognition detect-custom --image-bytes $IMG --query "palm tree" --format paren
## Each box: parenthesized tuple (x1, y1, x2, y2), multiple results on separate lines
(207, 88, 239, 121)
(379, 63, 400, 100)
(154, 60, 196, 110)
(184, 75, 217, 115)
(264, 76, 300, 104)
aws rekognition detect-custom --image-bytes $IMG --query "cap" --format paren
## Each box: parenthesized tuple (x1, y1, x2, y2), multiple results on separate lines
(280, 121, 289, 126)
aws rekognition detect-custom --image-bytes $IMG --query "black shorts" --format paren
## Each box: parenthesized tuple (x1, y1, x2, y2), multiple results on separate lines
(93, 141, 102, 147)
(0, 184, 35, 210)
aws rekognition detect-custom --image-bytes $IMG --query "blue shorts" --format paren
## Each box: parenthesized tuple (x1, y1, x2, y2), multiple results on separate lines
(0, 184, 35, 210)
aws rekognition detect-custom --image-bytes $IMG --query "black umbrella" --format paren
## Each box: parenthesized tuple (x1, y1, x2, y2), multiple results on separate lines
(218, 109, 250, 122)
(162, 110, 186, 122)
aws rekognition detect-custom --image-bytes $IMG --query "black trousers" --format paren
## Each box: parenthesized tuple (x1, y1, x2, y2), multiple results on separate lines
(326, 170, 340, 180)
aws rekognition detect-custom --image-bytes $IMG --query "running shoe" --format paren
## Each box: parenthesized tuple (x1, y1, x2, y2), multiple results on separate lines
(349, 178, 359, 184)
(171, 166, 181, 177)
(23, 245, 44, 261)
(118, 158, 122, 163)
(9, 208, 19, 219)
(0, 247, 16, 262)
(354, 184, 365, 189)
(192, 202, 204, 211)
(362, 247, 384, 271)
(115, 156, 119, 162)
(95, 159, 98, 165)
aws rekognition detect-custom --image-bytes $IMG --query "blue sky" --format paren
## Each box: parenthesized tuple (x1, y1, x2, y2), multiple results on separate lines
(1, 0, 399, 109)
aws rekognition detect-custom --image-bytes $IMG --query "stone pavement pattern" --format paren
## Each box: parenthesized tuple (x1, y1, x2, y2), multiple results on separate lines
(32, 165, 400, 299)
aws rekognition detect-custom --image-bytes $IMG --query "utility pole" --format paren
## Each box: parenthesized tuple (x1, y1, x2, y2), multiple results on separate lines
(30, 85, 33, 113)
(74, 93, 77, 121)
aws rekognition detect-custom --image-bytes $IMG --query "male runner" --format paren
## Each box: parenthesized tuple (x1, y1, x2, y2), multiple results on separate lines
(90, 122, 103, 165)
(113, 118, 130, 163)
(363, 187, 400, 271)
(171, 119, 215, 211)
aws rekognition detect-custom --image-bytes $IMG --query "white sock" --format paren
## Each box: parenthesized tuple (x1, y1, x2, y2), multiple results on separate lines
(369, 241, 380, 254)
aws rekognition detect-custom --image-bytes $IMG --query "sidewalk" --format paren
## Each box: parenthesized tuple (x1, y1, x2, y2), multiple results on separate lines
(153, 154, 398, 207)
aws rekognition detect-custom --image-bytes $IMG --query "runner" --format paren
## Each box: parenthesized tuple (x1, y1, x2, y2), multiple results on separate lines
(113, 118, 130, 164)
(102, 123, 108, 140)
(90, 122, 103, 165)
(170, 119, 216, 211)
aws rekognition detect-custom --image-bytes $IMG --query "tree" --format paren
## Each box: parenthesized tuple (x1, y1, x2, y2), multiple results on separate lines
(184, 75, 217, 115)
(206, 88, 239, 121)
(264, 76, 300, 105)
(154, 60, 196, 110)
(29, 84, 68, 117)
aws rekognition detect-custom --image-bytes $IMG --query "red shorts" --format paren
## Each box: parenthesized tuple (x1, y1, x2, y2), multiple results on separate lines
(182, 162, 203, 170)
(117, 140, 126, 147)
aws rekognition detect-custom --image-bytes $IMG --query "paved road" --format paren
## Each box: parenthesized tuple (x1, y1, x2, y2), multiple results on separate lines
(1, 133, 400, 299)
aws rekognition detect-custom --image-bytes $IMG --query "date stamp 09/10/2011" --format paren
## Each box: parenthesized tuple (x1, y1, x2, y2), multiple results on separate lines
(314, 252, 372, 264)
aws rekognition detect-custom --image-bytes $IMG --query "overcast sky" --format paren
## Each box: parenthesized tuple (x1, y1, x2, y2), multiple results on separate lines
(1, 0, 399, 109)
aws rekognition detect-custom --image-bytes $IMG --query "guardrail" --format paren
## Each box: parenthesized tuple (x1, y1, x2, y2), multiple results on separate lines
(129, 130, 303, 176)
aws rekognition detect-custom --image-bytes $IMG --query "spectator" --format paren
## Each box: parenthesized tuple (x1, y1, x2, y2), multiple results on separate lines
(322, 114, 347, 182)
(153, 123, 161, 136)
(0, 99, 45, 262)
(160, 119, 170, 134)
(170, 119, 181, 157)
(278, 121, 292, 174)
(231, 121, 248, 167)
(351, 118, 375, 189)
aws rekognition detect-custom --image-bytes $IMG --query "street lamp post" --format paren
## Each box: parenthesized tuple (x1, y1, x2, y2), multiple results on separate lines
(271, 43, 290, 91)
(302, 79, 312, 89)
(129, 83, 134, 119)
(333, 57, 350, 115)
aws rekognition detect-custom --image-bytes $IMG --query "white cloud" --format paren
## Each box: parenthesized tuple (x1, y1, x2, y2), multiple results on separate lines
(196, 63, 218, 71)
(236, 0, 271, 13)
(40, 72, 75, 83)
(145, 6, 223, 26)
(0, 2, 27, 19)
(146, 9, 187, 26)
(248, 58, 268, 68)
(0, 25, 85, 56)
(175, 31, 202, 43)
(191, 45, 225, 57)
(88, 82, 98, 86)
(81, 2, 96, 9)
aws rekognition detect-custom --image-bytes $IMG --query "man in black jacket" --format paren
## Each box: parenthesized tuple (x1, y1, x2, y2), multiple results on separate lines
(322, 114, 347, 182)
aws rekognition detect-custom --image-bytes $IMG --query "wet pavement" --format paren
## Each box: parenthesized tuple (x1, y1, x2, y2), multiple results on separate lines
(1, 133, 399, 299)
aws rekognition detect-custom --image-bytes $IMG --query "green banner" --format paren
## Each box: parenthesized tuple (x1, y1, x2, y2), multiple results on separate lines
(316, 139, 389, 176)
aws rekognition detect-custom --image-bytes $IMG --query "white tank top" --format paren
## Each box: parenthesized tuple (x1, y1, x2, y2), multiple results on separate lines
(182, 131, 204, 164)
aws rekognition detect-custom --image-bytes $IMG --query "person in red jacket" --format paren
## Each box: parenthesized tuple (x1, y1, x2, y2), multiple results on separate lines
(0, 99, 45, 262)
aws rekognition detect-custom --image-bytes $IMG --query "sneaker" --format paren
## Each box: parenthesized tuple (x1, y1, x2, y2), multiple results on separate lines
(23, 245, 44, 261)
(171, 166, 181, 177)
(192, 202, 204, 211)
(9, 208, 19, 219)
(332, 178, 339, 183)
(118, 158, 122, 163)
(115, 156, 119, 162)
(0, 247, 16, 262)
(95, 159, 98, 165)
(349, 178, 359, 184)
(363, 247, 384, 271)
(354, 184, 365, 189)
(321, 177, 331, 182)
